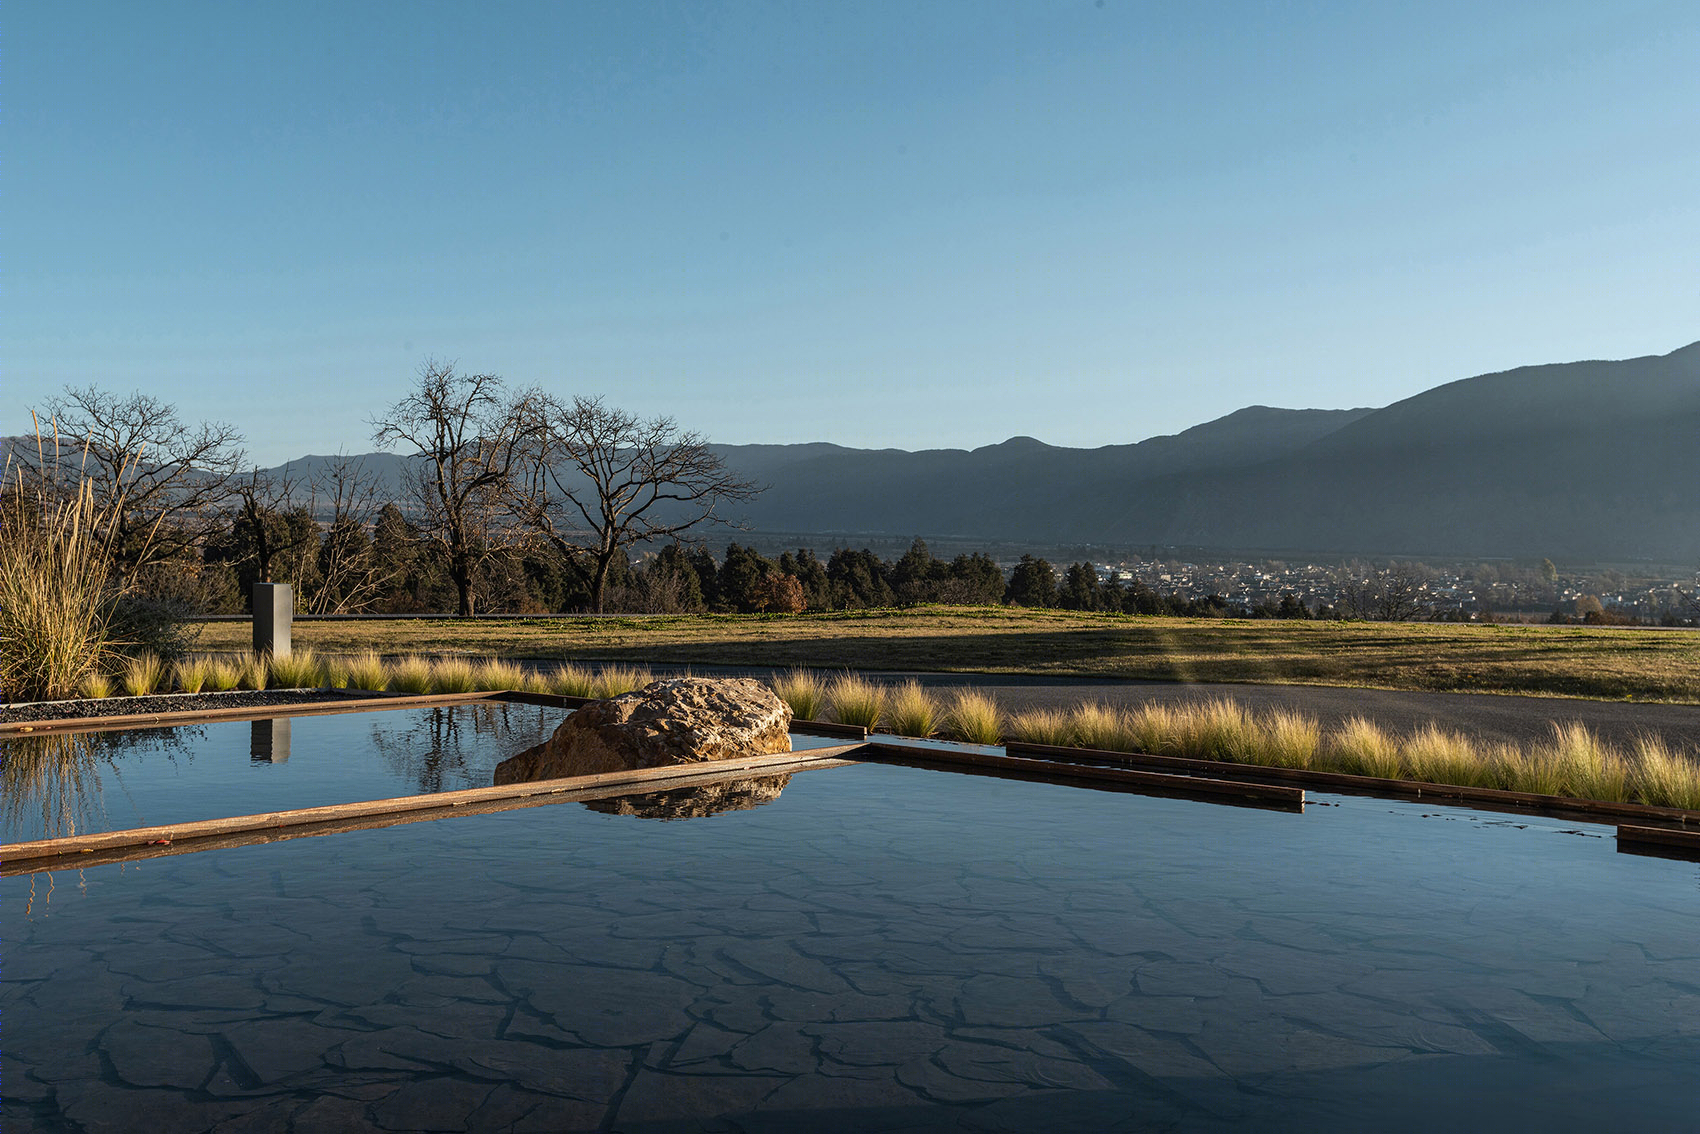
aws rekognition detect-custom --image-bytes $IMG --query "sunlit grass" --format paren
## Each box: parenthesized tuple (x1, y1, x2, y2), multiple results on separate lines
(770, 669, 827, 721)
(120, 653, 166, 697)
(1005, 707, 1073, 747)
(172, 655, 212, 695)
(592, 664, 654, 698)
(1068, 702, 1128, 752)
(206, 655, 244, 693)
(268, 649, 325, 690)
(78, 671, 115, 700)
(1632, 734, 1700, 811)
(238, 653, 270, 691)
(942, 689, 1003, 745)
(388, 654, 434, 695)
(828, 673, 886, 731)
(886, 680, 939, 738)
(430, 655, 478, 694)
(546, 662, 597, 698)
(343, 650, 389, 692)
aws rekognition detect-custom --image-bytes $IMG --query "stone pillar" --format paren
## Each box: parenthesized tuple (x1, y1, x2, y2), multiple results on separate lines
(253, 582, 293, 661)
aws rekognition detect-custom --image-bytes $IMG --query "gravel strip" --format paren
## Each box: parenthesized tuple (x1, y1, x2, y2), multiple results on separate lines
(0, 688, 392, 725)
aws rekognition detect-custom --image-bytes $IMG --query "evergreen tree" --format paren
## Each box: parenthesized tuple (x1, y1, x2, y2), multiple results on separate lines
(1004, 555, 1058, 608)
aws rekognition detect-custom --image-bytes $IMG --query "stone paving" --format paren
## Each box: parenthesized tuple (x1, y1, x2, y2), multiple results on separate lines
(4, 763, 1698, 1132)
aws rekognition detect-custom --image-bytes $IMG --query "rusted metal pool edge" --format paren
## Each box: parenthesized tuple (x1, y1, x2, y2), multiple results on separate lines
(3, 746, 863, 874)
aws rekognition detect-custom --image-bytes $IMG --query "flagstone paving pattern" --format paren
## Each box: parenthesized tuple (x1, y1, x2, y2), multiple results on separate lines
(4, 761, 1697, 1132)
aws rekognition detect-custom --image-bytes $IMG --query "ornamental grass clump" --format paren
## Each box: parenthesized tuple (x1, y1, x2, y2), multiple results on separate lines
(1069, 702, 1130, 752)
(343, 650, 389, 692)
(206, 655, 244, 692)
(827, 674, 886, 731)
(172, 655, 212, 695)
(79, 671, 115, 699)
(1631, 735, 1700, 811)
(1402, 724, 1495, 788)
(388, 655, 434, 695)
(1167, 700, 1258, 763)
(770, 669, 827, 721)
(1124, 703, 1181, 757)
(1543, 722, 1630, 802)
(886, 681, 939, 738)
(238, 653, 270, 691)
(430, 656, 479, 694)
(547, 662, 597, 699)
(0, 476, 117, 702)
(1259, 709, 1321, 770)
(1005, 707, 1073, 748)
(120, 653, 166, 697)
(1328, 717, 1403, 779)
(473, 658, 528, 693)
(593, 665, 653, 698)
(942, 689, 1003, 745)
(269, 649, 325, 690)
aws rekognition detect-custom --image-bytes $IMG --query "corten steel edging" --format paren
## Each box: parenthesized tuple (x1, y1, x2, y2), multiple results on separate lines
(3, 745, 866, 874)
(865, 739, 1305, 808)
(1005, 739, 1700, 830)
(0, 690, 512, 737)
(1617, 824, 1700, 860)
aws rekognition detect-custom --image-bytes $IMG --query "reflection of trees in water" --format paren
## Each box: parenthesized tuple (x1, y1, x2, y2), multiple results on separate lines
(366, 704, 565, 795)
(584, 774, 791, 820)
(1, 726, 199, 840)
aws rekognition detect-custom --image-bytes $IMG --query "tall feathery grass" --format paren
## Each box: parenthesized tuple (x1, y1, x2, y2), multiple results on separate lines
(120, 653, 166, 697)
(1005, 707, 1074, 748)
(238, 653, 270, 691)
(430, 655, 479, 694)
(546, 662, 597, 698)
(343, 650, 389, 692)
(0, 476, 119, 701)
(886, 681, 939, 738)
(388, 655, 435, 695)
(268, 649, 325, 690)
(771, 669, 828, 721)
(172, 655, 213, 695)
(1632, 735, 1700, 811)
(828, 673, 886, 731)
(206, 655, 244, 692)
(942, 689, 1003, 745)
(1329, 717, 1404, 779)
(78, 671, 115, 700)
(593, 664, 654, 698)
(473, 657, 529, 693)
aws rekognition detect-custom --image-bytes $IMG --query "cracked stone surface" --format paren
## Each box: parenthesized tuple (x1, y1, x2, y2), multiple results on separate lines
(4, 760, 1698, 1132)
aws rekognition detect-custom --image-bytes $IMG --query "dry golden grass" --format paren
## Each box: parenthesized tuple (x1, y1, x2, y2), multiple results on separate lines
(770, 669, 828, 721)
(886, 681, 939, 738)
(828, 673, 886, 730)
(191, 607, 1700, 703)
(942, 688, 1003, 745)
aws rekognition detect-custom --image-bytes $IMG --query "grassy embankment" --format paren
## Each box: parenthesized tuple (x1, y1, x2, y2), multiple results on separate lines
(192, 606, 1700, 703)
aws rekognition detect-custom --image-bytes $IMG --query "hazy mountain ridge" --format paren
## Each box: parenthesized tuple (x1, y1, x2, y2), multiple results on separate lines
(11, 342, 1694, 561)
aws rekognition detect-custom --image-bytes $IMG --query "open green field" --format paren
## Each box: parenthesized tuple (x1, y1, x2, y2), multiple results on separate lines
(194, 606, 1700, 704)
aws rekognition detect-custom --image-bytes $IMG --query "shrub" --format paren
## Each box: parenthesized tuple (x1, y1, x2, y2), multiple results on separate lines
(828, 674, 886, 731)
(343, 650, 389, 692)
(120, 653, 166, 697)
(942, 689, 1003, 745)
(771, 669, 827, 721)
(886, 681, 939, 738)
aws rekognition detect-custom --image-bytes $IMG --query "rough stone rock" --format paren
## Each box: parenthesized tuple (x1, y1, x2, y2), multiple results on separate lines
(583, 774, 792, 820)
(493, 677, 792, 784)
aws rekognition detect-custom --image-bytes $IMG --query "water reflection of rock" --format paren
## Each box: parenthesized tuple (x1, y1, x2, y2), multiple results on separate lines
(583, 774, 792, 820)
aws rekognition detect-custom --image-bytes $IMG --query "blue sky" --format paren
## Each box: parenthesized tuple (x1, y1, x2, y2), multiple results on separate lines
(10, 1, 1699, 465)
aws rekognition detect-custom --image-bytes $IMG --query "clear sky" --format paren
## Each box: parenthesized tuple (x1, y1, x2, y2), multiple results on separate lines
(9, 1, 1699, 465)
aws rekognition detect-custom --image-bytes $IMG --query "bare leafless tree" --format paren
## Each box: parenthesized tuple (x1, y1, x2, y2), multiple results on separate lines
(306, 454, 395, 614)
(371, 361, 542, 616)
(230, 467, 315, 586)
(33, 386, 245, 583)
(510, 395, 761, 613)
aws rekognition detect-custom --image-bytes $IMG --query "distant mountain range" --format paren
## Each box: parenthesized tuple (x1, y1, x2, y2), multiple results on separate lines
(270, 340, 1699, 562)
(18, 342, 1698, 563)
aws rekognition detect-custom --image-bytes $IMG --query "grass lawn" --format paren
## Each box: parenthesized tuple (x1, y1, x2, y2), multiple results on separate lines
(192, 606, 1700, 704)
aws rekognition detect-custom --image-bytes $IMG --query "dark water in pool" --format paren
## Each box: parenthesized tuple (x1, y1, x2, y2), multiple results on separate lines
(4, 759, 1696, 1132)
(0, 706, 848, 842)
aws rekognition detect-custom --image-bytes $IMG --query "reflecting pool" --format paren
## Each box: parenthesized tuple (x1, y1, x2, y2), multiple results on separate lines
(4, 758, 1696, 1132)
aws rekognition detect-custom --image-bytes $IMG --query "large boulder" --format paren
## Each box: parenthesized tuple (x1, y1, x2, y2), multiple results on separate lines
(493, 676, 792, 785)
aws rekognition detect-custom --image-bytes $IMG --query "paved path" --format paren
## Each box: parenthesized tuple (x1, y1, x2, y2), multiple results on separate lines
(673, 665, 1700, 751)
